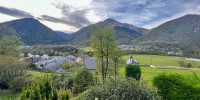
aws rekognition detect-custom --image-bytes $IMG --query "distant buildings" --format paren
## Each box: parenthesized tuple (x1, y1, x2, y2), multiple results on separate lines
(20, 54, 76, 72)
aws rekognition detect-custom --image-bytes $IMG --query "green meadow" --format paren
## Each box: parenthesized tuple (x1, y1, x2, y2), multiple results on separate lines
(118, 66, 200, 85)
(122, 54, 200, 67)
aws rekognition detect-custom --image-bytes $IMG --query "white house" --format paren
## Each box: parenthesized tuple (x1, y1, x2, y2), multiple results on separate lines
(127, 54, 138, 65)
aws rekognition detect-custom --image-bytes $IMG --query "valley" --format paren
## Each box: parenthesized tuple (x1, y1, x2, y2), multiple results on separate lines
(1, 1, 200, 99)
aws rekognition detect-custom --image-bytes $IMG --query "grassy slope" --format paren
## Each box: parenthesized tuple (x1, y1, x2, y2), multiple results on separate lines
(122, 54, 200, 67)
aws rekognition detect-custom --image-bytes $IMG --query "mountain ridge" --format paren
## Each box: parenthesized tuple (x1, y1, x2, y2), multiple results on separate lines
(0, 18, 66, 45)
(66, 18, 149, 45)
(134, 14, 200, 52)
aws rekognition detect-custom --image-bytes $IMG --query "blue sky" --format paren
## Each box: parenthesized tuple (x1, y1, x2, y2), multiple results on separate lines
(0, 0, 200, 33)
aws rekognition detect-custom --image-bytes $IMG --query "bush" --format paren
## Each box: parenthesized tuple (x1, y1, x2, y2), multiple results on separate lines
(50, 74, 73, 90)
(62, 63, 72, 71)
(125, 64, 141, 81)
(75, 77, 157, 100)
(73, 67, 94, 94)
(153, 73, 200, 100)
(187, 63, 192, 68)
(0, 56, 28, 89)
(20, 77, 58, 100)
(10, 75, 38, 92)
(59, 90, 70, 100)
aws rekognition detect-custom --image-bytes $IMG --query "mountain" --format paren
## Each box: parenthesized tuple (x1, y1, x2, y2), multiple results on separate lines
(0, 18, 65, 45)
(134, 14, 200, 51)
(66, 18, 149, 45)
(55, 31, 69, 38)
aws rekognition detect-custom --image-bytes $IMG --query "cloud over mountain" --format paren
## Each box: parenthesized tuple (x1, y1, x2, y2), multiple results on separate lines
(40, 3, 91, 29)
(0, 6, 34, 18)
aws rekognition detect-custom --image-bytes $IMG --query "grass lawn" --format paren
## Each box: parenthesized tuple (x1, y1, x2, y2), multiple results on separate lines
(79, 47, 94, 52)
(122, 54, 200, 67)
(118, 66, 200, 86)
(27, 71, 54, 77)
(0, 91, 20, 100)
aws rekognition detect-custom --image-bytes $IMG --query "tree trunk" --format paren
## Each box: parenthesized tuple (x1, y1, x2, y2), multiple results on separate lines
(105, 44, 109, 79)
(100, 37, 105, 85)
(114, 61, 117, 81)
(101, 51, 105, 85)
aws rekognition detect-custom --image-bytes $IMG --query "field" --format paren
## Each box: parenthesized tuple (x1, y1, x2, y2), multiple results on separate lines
(119, 54, 200, 85)
(122, 54, 200, 67)
(118, 66, 200, 85)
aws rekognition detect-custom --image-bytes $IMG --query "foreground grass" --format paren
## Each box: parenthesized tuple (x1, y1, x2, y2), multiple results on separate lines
(0, 91, 20, 100)
(122, 54, 200, 67)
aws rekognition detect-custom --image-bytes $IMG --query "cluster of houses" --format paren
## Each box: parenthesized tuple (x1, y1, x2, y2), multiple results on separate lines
(20, 53, 138, 73)
(20, 54, 76, 72)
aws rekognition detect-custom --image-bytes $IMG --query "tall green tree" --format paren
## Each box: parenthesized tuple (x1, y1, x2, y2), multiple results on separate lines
(103, 27, 117, 78)
(90, 25, 119, 83)
(0, 25, 23, 57)
(90, 25, 106, 84)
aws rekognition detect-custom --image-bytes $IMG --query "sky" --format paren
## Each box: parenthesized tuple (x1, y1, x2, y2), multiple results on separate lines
(0, 0, 200, 33)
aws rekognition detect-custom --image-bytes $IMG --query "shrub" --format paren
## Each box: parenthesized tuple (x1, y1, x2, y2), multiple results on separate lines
(10, 75, 38, 92)
(20, 77, 58, 100)
(59, 90, 70, 100)
(62, 63, 72, 71)
(187, 63, 192, 68)
(73, 67, 94, 94)
(75, 77, 156, 100)
(50, 74, 73, 90)
(0, 56, 28, 89)
(125, 64, 141, 81)
(153, 73, 200, 100)
(29, 63, 37, 69)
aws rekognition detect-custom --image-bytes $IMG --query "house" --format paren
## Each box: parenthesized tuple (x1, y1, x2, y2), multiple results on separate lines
(127, 54, 138, 65)
(84, 57, 98, 74)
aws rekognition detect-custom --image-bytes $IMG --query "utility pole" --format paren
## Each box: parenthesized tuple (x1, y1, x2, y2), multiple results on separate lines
(150, 56, 152, 65)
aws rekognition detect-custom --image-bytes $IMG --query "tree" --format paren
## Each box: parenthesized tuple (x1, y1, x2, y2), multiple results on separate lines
(125, 64, 141, 81)
(0, 25, 23, 57)
(90, 25, 106, 84)
(0, 56, 27, 89)
(73, 67, 94, 94)
(79, 50, 87, 66)
(110, 47, 123, 80)
(103, 27, 117, 78)
(90, 25, 118, 84)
